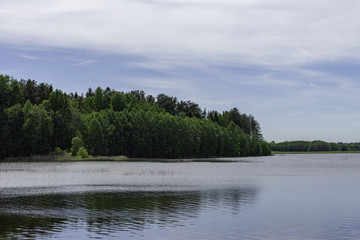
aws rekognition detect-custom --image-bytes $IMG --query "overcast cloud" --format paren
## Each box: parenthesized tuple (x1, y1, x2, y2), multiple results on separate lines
(1, 0, 360, 142)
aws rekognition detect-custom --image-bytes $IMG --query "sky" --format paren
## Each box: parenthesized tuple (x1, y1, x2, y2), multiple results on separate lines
(1, 0, 360, 143)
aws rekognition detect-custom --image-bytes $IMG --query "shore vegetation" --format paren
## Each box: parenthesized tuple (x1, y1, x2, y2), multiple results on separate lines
(0, 74, 271, 160)
(271, 140, 360, 153)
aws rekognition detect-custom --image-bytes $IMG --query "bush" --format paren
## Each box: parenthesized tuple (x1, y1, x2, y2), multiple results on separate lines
(76, 147, 88, 159)
(53, 147, 65, 156)
(71, 136, 84, 156)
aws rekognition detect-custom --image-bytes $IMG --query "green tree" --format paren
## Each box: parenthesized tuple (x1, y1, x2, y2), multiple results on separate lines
(9, 80, 24, 106)
(22, 102, 53, 155)
(249, 115, 262, 139)
(261, 141, 272, 155)
(77, 146, 88, 158)
(81, 97, 95, 113)
(94, 87, 108, 111)
(49, 89, 69, 112)
(110, 92, 126, 112)
(208, 110, 220, 124)
(36, 82, 52, 103)
(22, 79, 38, 104)
(176, 100, 202, 118)
(130, 90, 145, 100)
(157, 94, 177, 115)
(86, 117, 105, 156)
(71, 136, 84, 156)
(250, 138, 263, 156)
(223, 122, 240, 157)
(0, 74, 10, 110)
(1, 104, 24, 157)
(86, 87, 94, 97)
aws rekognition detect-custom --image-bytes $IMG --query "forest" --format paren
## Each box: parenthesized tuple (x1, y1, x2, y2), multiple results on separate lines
(0, 74, 271, 159)
(271, 140, 360, 152)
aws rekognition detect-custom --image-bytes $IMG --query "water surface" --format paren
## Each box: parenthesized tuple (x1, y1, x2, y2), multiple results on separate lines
(1, 154, 360, 239)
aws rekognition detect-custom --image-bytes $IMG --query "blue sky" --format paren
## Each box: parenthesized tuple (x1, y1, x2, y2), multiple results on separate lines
(1, 0, 360, 143)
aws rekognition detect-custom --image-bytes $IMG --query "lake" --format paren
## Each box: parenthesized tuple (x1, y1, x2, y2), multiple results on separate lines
(1, 154, 360, 239)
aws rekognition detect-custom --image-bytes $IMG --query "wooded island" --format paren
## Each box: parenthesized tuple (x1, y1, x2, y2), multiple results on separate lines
(0, 74, 271, 159)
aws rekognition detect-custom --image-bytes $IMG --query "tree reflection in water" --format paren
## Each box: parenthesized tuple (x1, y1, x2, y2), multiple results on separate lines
(0, 187, 258, 239)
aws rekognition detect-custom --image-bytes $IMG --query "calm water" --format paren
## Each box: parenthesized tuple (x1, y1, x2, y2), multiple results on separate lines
(1, 154, 360, 239)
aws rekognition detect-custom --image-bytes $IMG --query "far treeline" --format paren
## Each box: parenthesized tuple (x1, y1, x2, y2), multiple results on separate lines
(271, 140, 360, 152)
(0, 74, 271, 159)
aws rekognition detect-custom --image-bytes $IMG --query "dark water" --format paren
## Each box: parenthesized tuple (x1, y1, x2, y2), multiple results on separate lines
(1, 154, 360, 239)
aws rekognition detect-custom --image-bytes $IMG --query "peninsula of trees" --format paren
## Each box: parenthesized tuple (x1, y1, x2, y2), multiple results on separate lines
(271, 140, 360, 152)
(0, 74, 271, 159)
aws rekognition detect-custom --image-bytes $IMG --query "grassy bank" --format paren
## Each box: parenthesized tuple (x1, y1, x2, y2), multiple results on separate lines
(1, 155, 128, 162)
(1, 155, 246, 163)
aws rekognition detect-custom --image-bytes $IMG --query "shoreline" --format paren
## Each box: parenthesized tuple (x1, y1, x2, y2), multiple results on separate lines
(2, 151, 360, 162)
(0, 155, 256, 163)
(0, 155, 128, 162)
(272, 151, 360, 154)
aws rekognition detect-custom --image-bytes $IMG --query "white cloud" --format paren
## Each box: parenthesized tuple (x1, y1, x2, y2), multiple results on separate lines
(71, 60, 97, 67)
(19, 53, 38, 60)
(1, 0, 360, 68)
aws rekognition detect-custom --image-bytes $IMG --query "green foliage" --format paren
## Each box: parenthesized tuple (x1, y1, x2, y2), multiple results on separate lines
(176, 100, 202, 118)
(9, 80, 24, 106)
(49, 89, 69, 112)
(86, 116, 106, 156)
(110, 92, 126, 111)
(53, 147, 66, 156)
(271, 140, 360, 152)
(22, 103, 53, 155)
(94, 87, 109, 111)
(157, 94, 177, 115)
(0, 75, 272, 159)
(19, 79, 52, 105)
(71, 137, 84, 156)
(307, 141, 331, 152)
(81, 97, 95, 113)
(76, 147, 88, 158)
(261, 141, 272, 155)
(22, 79, 37, 104)
(2, 104, 24, 157)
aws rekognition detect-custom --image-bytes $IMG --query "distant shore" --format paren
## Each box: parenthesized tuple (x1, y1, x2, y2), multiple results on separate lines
(272, 151, 360, 154)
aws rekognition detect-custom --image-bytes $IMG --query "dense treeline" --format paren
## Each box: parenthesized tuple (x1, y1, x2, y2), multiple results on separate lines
(271, 140, 360, 152)
(0, 74, 271, 159)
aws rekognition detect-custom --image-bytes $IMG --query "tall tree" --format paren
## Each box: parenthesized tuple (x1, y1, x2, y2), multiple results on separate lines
(110, 92, 126, 112)
(0, 74, 10, 110)
(157, 94, 177, 115)
(86, 116, 105, 156)
(22, 101, 53, 155)
(94, 87, 108, 111)
(22, 79, 38, 104)
(249, 115, 262, 139)
(177, 100, 202, 118)
(9, 80, 24, 106)
(49, 89, 69, 112)
(1, 104, 24, 157)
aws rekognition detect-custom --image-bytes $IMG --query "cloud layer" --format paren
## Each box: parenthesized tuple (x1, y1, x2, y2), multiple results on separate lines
(1, 0, 360, 67)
